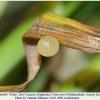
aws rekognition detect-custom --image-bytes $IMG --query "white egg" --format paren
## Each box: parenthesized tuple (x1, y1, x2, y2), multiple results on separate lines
(37, 36, 59, 57)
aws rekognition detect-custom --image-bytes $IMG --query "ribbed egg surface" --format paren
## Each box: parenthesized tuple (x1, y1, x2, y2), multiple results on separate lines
(37, 36, 59, 57)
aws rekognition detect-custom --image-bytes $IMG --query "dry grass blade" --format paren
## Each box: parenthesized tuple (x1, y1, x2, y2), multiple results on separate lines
(0, 81, 30, 92)
(22, 37, 41, 81)
(27, 12, 100, 53)
(0, 11, 100, 92)
(0, 37, 41, 92)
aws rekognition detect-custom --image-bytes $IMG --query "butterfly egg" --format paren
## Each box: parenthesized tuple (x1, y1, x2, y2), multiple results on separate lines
(37, 36, 59, 57)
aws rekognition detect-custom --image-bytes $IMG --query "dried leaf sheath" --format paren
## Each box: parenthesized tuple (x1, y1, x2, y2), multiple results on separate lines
(1, 12, 100, 92)
(26, 12, 100, 53)
(22, 37, 41, 81)
(0, 81, 30, 92)
(0, 37, 41, 92)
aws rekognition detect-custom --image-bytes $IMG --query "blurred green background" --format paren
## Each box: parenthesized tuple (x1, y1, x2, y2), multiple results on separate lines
(0, 1, 100, 92)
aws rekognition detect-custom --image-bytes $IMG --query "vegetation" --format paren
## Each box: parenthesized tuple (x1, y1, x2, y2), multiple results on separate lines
(0, 1, 100, 92)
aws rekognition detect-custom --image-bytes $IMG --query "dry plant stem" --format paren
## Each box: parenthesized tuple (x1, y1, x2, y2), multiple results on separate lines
(0, 37, 41, 92)
(22, 37, 41, 81)
(26, 12, 100, 53)
(0, 12, 100, 92)
(0, 81, 30, 92)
